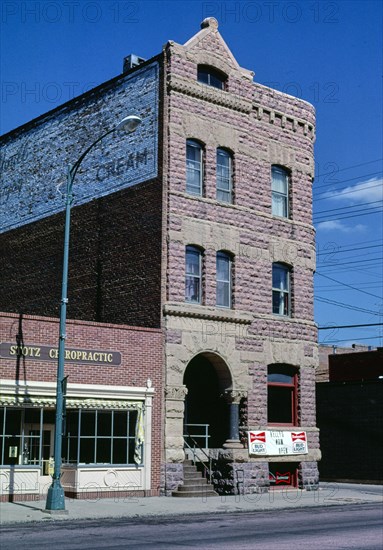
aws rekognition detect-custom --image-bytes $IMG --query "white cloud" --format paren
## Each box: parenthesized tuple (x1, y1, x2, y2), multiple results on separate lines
(316, 220, 367, 233)
(322, 177, 383, 203)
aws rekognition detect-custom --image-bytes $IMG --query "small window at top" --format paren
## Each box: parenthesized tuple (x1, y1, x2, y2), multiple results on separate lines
(197, 66, 227, 90)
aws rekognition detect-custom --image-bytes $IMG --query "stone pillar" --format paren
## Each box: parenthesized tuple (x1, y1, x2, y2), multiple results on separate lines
(223, 390, 246, 449)
(164, 385, 188, 463)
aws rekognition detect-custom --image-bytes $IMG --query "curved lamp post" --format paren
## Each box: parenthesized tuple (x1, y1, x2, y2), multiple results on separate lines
(45, 115, 142, 512)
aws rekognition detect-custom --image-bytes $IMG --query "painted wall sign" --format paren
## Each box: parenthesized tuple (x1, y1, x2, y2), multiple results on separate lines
(0, 62, 159, 234)
(0, 342, 121, 366)
(248, 430, 308, 456)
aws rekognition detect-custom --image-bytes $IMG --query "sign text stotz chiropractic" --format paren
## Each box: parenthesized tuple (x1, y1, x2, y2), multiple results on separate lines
(0, 342, 121, 366)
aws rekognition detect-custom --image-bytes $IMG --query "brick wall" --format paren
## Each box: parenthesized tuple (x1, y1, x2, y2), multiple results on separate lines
(0, 59, 165, 329)
(0, 312, 164, 492)
(316, 381, 383, 482)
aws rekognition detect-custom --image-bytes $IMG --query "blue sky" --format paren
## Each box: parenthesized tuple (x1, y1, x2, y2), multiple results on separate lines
(1, 0, 382, 347)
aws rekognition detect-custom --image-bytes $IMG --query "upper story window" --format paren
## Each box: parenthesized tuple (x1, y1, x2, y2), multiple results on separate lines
(272, 165, 289, 218)
(268, 365, 298, 426)
(185, 245, 203, 304)
(216, 148, 233, 203)
(216, 251, 232, 308)
(272, 263, 290, 317)
(197, 65, 227, 90)
(186, 140, 204, 196)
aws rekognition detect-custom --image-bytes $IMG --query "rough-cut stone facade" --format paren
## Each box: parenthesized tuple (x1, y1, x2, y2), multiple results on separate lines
(162, 18, 319, 492)
(0, 18, 320, 496)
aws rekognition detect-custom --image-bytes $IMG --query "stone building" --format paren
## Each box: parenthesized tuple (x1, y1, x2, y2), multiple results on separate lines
(0, 19, 320, 497)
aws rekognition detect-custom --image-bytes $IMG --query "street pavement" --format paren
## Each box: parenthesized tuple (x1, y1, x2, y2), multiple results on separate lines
(0, 482, 382, 525)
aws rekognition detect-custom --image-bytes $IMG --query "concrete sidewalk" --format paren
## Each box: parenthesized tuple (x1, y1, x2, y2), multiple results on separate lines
(1, 483, 382, 525)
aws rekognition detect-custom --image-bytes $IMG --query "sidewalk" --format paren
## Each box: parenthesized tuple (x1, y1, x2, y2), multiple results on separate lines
(1, 483, 382, 525)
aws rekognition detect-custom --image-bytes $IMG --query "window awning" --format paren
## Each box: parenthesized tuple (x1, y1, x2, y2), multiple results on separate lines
(0, 396, 143, 410)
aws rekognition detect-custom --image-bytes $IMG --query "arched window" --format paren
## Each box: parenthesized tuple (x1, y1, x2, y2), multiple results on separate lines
(186, 140, 203, 196)
(272, 263, 291, 316)
(268, 365, 298, 426)
(197, 65, 227, 90)
(271, 165, 289, 218)
(185, 246, 203, 304)
(216, 148, 233, 203)
(216, 251, 232, 308)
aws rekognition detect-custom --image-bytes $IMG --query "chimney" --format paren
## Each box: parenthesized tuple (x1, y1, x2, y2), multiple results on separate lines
(123, 54, 146, 73)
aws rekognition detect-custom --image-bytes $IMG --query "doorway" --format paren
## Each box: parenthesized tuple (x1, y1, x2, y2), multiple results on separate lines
(183, 353, 231, 448)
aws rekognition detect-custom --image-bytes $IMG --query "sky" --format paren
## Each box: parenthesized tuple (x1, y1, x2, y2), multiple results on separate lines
(1, 0, 382, 348)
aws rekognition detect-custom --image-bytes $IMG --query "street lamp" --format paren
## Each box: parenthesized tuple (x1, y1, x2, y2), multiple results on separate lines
(45, 114, 142, 512)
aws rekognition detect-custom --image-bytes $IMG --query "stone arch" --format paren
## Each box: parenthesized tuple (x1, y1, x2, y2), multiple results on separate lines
(183, 351, 233, 448)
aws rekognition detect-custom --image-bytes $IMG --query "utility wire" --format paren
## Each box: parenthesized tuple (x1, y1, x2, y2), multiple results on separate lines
(316, 296, 381, 316)
(315, 159, 383, 179)
(317, 244, 382, 256)
(314, 171, 382, 191)
(313, 183, 382, 201)
(314, 207, 383, 222)
(318, 323, 383, 330)
(315, 272, 382, 299)
(314, 200, 383, 215)
(319, 336, 381, 343)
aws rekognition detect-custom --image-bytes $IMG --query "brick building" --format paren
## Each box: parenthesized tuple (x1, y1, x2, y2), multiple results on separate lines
(1, 18, 320, 497)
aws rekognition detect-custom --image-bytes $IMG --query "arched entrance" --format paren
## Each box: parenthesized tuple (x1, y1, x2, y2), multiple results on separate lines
(183, 352, 232, 448)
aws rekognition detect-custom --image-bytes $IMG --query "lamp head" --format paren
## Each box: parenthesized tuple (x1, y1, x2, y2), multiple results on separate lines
(117, 115, 142, 133)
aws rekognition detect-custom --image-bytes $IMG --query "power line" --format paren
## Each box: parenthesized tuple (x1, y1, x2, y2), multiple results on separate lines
(316, 296, 381, 316)
(315, 272, 382, 299)
(317, 244, 382, 256)
(315, 159, 383, 179)
(313, 183, 382, 201)
(317, 257, 383, 268)
(313, 171, 382, 191)
(318, 323, 383, 330)
(314, 200, 383, 215)
(319, 336, 381, 343)
(314, 207, 383, 222)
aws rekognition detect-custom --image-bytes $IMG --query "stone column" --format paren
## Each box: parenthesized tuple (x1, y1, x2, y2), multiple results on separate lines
(223, 390, 246, 449)
(164, 385, 188, 463)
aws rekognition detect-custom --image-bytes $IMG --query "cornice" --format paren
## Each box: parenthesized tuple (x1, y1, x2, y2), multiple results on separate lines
(167, 74, 315, 140)
(163, 303, 253, 324)
(167, 75, 252, 113)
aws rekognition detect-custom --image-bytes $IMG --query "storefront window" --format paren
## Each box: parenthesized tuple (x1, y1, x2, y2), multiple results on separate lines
(0, 407, 140, 468)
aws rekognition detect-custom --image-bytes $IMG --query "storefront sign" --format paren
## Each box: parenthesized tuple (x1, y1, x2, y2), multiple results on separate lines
(248, 430, 308, 456)
(0, 342, 121, 366)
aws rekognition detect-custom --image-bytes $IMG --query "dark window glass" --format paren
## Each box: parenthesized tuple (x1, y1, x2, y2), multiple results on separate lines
(272, 263, 290, 316)
(268, 365, 298, 426)
(272, 166, 289, 217)
(216, 149, 233, 203)
(186, 140, 203, 195)
(197, 66, 227, 90)
(216, 251, 232, 308)
(185, 246, 202, 303)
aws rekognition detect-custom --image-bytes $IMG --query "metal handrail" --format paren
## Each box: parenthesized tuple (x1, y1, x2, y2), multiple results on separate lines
(184, 435, 213, 484)
(183, 423, 210, 449)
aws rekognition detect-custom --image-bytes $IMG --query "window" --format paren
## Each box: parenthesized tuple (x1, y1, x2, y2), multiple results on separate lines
(197, 65, 227, 90)
(186, 140, 203, 195)
(185, 246, 202, 303)
(216, 251, 232, 308)
(63, 409, 138, 465)
(216, 148, 233, 203)
(268, 365, 298, 426)
(272, 263, 290, 316)
(272, 166, 289, 217)
(0, 407, 140, 468)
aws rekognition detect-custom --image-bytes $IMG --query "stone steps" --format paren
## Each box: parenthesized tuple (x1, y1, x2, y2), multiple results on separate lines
(172, 460, 218, 498)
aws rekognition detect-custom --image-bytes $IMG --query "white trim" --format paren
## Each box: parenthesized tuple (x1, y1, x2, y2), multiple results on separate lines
(0, 379, 154, 401)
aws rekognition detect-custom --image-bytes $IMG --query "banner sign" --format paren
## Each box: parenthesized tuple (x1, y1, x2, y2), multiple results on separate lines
(248, 430, 308, 456)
